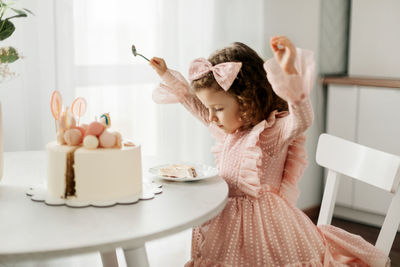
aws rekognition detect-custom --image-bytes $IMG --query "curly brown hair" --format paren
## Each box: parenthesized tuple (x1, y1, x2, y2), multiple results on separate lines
(191, 42, 288, 130)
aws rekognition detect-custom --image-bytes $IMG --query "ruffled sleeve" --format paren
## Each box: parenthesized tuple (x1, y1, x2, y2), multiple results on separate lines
(152, 69, 210, 125)
(152, 69, 189, 104)
(263, 48, 315, 103)
(263, 48, 315, 148)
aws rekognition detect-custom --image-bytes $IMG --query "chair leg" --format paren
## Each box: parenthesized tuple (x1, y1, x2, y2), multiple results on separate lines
(124, 245, 150, 267)
(375, 189, 400, 256)
(317, 170, 340, 226)
(100, 250, 119, 267)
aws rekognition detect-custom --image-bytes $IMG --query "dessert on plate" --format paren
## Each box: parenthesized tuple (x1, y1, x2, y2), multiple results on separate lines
(158, 164, 198, 178)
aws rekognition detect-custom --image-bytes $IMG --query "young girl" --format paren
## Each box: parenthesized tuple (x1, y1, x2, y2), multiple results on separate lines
(149, 36, 390, 267)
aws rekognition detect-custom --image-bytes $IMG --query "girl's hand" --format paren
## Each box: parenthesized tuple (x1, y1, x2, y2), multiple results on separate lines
(149, 57, 168, 77)
(270, 36, 298, 75)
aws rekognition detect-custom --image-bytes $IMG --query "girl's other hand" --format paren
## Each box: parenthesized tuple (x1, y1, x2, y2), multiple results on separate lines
(149, 57, 167, 77)
(270, 36, 298, 75)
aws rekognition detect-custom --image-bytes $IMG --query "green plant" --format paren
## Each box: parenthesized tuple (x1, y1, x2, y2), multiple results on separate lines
(0, 0, 32, 79)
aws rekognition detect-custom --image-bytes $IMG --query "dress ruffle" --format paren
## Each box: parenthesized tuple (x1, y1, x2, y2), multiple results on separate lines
(279, 135, 307, 205)
(209, 110, 290, 199)
(210, 140, 224, 167)
(236, 121, 265, 198)
(263, 48, 315, 104)
(209, 124, 226, 143)
(186, 256, 332, 267)
(319, 225, 390, 267)
(186, 257, 327, 267)
(282, 260, 324, 267)
(237, 110, 287, 198)
(152, 69, 190, 104)
(209, 124, 226, 167)
(185, 257, 227, 267)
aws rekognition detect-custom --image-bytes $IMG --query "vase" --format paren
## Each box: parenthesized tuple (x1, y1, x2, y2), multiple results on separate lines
(0, 102, 3, 182)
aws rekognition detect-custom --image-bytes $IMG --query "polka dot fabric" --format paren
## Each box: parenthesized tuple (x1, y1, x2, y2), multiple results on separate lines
(153, 49, 390, 267)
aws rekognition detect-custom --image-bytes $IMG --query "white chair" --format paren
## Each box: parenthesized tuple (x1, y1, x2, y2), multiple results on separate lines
(316, 133, 400, 256)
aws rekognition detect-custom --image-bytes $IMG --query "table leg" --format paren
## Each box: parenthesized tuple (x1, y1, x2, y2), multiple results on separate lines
(100, 250, 119, 267)
(123, 245, 149, 267)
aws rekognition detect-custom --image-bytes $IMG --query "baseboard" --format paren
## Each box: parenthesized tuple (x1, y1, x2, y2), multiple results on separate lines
(333, 205, 385, 228)
(302, 204, 384, 225)
(302, 204, 400, 231)
(301, 204, 383, 227)
(302, 205, 320, 221)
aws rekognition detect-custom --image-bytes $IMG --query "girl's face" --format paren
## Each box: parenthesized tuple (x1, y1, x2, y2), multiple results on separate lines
(196, 88, 243, 134)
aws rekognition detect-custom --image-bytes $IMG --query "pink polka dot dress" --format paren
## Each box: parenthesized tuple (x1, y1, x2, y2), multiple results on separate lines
(153, 49, 390, 267)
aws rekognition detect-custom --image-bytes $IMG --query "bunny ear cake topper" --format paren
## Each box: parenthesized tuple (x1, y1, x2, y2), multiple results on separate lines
(71, 97, 87, 126)
(50, 91, 88, 132)
(50, 90, 62, 119)
(50, 90, 63, 133)
(48, 90, 120, 149)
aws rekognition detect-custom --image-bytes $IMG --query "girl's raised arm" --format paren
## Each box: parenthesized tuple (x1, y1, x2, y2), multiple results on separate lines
(264, 37, 315, 148)
(150, 57, 210, 125)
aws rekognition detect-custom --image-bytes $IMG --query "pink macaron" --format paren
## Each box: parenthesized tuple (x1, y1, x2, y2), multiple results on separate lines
(86, 121, 105, 137)
(99, 130, 117, 148)
(64, 128, 82, 146)
(72, 126, 85, 138)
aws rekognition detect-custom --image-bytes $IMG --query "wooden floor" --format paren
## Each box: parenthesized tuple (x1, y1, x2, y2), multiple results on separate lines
(320, 217, 400, 266)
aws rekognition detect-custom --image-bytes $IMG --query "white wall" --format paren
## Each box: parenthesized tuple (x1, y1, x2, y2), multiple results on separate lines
(264, 0, 323, 210)
(349, 0, 400, 78)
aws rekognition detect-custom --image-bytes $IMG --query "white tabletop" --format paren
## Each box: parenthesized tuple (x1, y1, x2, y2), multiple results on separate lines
(0, 151, 228, 262)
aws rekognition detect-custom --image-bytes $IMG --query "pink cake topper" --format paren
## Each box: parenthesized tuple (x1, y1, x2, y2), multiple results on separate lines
(50, 90, 62, 119)
(63, 106, 71, 129)
(50, 90, 62, 132)
(49, 91, 122, 149)
(71, 97, 87, 126)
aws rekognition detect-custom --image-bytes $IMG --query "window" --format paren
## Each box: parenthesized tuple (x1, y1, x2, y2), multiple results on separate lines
(69, 0, 159, 155)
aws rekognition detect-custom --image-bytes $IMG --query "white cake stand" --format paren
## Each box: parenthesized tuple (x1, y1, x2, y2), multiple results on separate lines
(26, 181, 162, 207)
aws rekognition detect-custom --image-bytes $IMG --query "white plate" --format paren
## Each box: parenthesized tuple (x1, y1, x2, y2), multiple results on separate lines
(149, 163, 218, 182)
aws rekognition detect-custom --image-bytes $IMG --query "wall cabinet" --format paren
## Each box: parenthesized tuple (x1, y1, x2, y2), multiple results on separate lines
(326, 83, 400, 226)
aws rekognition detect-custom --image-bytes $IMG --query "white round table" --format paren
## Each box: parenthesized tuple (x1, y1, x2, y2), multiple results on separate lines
(0, 151, 228, 267)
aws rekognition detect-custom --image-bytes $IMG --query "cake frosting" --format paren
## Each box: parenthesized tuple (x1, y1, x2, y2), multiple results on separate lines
(46, 91, 143, 204)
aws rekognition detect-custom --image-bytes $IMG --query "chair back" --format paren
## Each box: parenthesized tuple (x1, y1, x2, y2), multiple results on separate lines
(316, 133, 400, 256)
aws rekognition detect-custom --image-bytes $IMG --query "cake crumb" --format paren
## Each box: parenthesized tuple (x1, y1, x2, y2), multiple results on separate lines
(123, 141, 136, 147)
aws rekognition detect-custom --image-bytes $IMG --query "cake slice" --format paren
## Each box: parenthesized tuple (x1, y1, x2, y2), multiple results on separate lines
(159, 164, 197, 178)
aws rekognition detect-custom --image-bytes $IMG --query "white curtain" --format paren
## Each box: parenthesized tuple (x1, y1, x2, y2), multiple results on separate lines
(1, 0, 266, 166)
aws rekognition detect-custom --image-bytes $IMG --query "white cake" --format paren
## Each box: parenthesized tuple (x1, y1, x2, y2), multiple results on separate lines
(46, 142, 142, 203)
(45, 92, 145, 205)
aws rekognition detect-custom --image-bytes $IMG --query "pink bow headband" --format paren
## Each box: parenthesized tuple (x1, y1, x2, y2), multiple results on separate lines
(188, 58, 242, 91)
